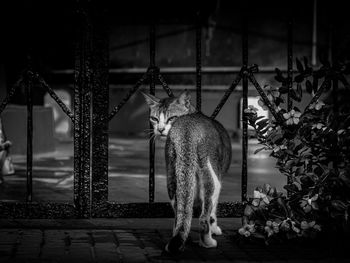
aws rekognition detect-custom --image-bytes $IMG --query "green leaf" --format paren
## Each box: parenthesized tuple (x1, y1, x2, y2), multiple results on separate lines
(303, 56, 309, 69)
(293, 143, 304, 154)
(296, 58, 304, 73)
(283, 184, 299, 193)
(254, 147, 267, 154)
(256, 116, 265, 121)
(297, 83, 302, 100)
(312, 79, 318, 94)
(275, 97, 284, 106)
(331, 200, 347, 211)
(290, 89, 301, 102)
(271, 134, 283, 144)
(256, 119, 269, 129)
(305, 80, 313, 93)
(294, 74, 304, 83)
(279, 86, 289, 94)
(275, 68, 286, 83)
(314, 166, 323, 176)
(251, 232, 266, 239)
(293, 106, 301, 112)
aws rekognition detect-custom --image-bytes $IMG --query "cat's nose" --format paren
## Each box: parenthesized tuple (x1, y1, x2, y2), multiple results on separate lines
(158, 127, 165, 133)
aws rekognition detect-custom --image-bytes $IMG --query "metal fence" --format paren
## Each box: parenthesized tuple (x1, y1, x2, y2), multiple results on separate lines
(0, 4, 345, 219)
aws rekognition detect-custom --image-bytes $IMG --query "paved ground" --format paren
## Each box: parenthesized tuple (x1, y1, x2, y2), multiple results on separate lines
(0, 219, 349, 263)
(0, 136, 285, 203)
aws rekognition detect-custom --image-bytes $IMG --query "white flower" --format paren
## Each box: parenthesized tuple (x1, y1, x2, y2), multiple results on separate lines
(337, 129, 345, 135)
(238, 222, 256, 237)
(258, 98, 269, 111)
(264, 220, 280, 237)
(310, 101, 325, 110)
(244, 105, 259, 114)
(283, 110, 302, 125)
(312, 123, 324, 130)
(253, 190, 270, 204)
(275, 106, 282, 112)
(273, 145, 287, 152)
(280, 218, 300, 233)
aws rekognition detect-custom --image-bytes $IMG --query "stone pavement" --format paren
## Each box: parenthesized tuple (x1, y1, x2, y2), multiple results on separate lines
(0, 219, 349, 263)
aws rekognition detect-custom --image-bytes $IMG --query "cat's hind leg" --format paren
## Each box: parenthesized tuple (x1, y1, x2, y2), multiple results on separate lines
(165, 140, 177, 235)
(198, 160, 218, 248)
(210, 174, 222, 236)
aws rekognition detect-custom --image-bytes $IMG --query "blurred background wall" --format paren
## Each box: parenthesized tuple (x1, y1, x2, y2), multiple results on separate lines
(0, 0, 349, 153)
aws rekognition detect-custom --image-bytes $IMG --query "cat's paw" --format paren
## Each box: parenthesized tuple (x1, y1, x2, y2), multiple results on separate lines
(211, 225, 222, 236)
(199, 236, 217, 248)
(165, 234, 185, 254)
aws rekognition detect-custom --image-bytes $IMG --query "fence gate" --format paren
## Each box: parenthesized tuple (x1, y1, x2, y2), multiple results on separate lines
(89, 11, 252, 218)
(2, 4, 338, 219)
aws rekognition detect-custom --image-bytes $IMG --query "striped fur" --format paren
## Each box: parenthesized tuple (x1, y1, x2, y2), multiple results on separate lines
(143, 91, 232, 254)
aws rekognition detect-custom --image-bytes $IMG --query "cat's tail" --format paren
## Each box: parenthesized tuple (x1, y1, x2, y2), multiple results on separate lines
(165, 144, 197, 254)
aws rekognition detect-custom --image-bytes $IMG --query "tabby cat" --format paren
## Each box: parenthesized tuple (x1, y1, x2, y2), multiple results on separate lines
(142, 91, 232, 254)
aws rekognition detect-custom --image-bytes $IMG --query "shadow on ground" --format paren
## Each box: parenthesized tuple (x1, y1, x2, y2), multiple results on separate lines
(0, 219, 349, 263)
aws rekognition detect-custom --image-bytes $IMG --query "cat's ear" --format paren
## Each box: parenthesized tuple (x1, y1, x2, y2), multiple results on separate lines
(141, 92, 160, 107)
(178, 90, 191, 108)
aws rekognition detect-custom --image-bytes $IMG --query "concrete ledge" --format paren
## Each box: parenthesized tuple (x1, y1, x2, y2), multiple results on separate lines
(0, 218, 242, 229)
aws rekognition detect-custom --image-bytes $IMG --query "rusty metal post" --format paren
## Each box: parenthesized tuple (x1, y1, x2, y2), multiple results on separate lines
(91, 6, 109, 217)
(196, 13, 202, 112)
(287, 19, 293, 112)
(241, 21, 248, 202)
(287, 19, 293, 194)
(74, 3, 92, 218)
(149, 24, 156, 203)
(331, 23, 339, 171)
(25, 72, 33, 202)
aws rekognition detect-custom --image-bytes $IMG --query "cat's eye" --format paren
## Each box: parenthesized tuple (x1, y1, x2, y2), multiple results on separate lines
(150, 116, 158, 122)
(167, 116, 178, 123)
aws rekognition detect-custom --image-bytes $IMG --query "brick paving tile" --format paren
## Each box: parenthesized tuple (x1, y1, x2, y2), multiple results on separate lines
(0, 229, 19, 259)
(40, 230, 67, 261)
(0, 219, 349, 263)
(91, 230, 121, 263)
(12, 229, 42, 259)
(113, 230, 149, 263)
(132, 230, 174, 262)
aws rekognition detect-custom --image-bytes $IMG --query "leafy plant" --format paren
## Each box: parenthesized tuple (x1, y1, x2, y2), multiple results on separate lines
(239, 58, 350, 243)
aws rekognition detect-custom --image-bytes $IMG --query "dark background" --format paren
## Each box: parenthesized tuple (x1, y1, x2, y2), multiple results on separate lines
(1, 0, 350, 89)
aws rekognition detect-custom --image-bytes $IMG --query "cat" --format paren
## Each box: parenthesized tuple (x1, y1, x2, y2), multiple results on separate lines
(142, 90, 232, 254)
(0, 117, 12, 184)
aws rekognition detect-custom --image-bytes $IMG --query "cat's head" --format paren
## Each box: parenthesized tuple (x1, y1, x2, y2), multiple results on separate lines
(142, 90, 195, 137)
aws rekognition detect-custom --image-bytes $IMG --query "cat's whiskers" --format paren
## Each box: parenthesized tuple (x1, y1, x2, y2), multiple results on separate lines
(149, 133, 158, 144)
(143, 128, 156, 136)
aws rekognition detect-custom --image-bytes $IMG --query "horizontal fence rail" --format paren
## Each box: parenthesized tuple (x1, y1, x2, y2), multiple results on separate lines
(52, 66, 300, 75)
(0, 70, 77, 218)
(1, 6, 346, 219)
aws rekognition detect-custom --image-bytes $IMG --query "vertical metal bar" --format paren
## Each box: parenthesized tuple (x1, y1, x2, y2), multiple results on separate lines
(311, 0, 317, 66)
(196, 13, 202, 112)
(149, 24, 156, 203)
(332, 77, 338, 170)
(241, 21, 248, 202)
(328, 24, 333, 64)
(287, 19, 293, 112)
(74, 4, 91, 218)
(25, 74, 33, 202)
(331, 22, 339, 171)
(332, 79, 339, 117)
(287, 19, 293, 194)
(91, 7, 109, 217)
